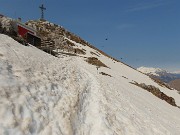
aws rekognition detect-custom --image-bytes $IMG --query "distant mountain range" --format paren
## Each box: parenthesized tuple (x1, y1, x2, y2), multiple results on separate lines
(138, 67, 180, 91)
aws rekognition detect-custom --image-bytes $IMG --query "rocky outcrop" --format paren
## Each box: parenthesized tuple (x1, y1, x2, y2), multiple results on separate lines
(131, 82, 177, 107)
(150, 76, 172, 90)
(26, 20, 89, 56)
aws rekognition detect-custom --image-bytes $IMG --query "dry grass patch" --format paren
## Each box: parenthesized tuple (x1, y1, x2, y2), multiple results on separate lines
(86, 57, 107, 67)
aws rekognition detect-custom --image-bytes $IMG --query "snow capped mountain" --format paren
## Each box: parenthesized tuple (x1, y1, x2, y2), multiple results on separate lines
(138, 66, 180, 83)
(137, 66, 167, 76)
(1, 16, 180, 134)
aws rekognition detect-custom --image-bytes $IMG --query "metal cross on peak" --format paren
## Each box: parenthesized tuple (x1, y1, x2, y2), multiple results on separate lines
(39, 4, 46, 20)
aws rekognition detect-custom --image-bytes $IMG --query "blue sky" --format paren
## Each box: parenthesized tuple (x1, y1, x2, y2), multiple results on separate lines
(0, 0, 180, 71)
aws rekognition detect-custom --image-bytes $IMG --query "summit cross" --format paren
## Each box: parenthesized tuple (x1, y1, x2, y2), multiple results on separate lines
(39, 4, 46, 20)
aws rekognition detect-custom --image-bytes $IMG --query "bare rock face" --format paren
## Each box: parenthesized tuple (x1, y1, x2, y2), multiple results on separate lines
(169, 79, 180, 91)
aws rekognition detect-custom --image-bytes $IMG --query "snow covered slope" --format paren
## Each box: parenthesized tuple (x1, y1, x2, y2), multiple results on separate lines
(0, 34, 180, 135)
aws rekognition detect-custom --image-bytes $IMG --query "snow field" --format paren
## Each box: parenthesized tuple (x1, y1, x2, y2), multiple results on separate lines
(0, 34, 180, 135)
(0, 34, 109, 134)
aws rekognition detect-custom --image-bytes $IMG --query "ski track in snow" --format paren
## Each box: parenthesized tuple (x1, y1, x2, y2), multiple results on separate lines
(0, 34, 180, 135)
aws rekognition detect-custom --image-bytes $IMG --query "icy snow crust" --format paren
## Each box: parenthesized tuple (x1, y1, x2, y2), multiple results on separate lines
(0, 34, 180, 135)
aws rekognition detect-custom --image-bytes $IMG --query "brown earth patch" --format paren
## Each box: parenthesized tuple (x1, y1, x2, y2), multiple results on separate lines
(99, 72, 112, 77)
(90, 51, 100, 57)
(86, 57, 107, 68)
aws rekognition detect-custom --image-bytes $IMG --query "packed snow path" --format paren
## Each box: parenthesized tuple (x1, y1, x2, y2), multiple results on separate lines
(0, 34, 180, 135)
